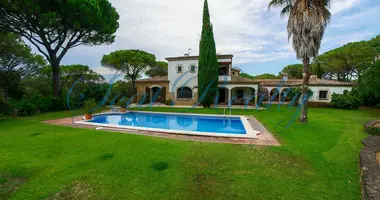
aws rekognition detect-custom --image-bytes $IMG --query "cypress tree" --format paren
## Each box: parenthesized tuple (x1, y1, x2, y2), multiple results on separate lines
(198, 0, 219, 108)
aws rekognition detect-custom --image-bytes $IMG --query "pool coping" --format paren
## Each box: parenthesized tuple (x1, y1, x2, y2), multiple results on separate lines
(74, 111, 259, 139)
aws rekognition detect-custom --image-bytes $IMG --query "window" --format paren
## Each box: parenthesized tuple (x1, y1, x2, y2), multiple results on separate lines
(232, 72, 236, 75)
(190, 65, 196, 73)
(177, 87, 192, 99)
(177, 65, 183, 73)
(319, 90, 328, 99)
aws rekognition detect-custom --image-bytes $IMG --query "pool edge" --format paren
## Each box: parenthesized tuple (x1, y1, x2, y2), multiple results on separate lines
(75, 111, 259, 139)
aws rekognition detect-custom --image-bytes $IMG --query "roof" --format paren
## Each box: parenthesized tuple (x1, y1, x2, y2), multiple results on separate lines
(219, 76, 261, 84)
(135, 76, 169, 82)
(136, 76, 354, 87)
(231, 68, 241, 72)
(256, 78, 355, 87)
(165, 54, 233, 61)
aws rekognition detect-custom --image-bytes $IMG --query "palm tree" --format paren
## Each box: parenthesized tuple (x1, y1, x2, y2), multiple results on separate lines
(269, 0, 331, 123)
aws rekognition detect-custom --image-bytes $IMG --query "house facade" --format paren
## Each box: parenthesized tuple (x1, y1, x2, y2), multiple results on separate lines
(136, 54, 354, 106)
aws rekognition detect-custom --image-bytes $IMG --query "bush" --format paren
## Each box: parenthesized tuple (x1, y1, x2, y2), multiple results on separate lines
(330, 92, 362, 109)
(287, 87, 313, 105)
(364, 121, 380, 135)
(30, 95, 52, 112)
(50, 97, 68, 111)
(83, 99, 98, 114)
(165, 99, 174, 106)
(0, 100, 12, 116)
(18, 101, 37, 116)
(358, 60, 380, 107)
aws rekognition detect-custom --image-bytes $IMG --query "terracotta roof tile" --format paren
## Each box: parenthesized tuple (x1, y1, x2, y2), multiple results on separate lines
(219, 76, 261, 84)
(136, 76, 169, 82)
(256, 78, 355, 86)
(135, 76, 354, 87)
(165, 54, 233, 61)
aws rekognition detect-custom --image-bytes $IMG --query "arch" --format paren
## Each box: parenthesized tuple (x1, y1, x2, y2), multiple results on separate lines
(280, 88, 291, 102)
(150, 86, 163, 103)
(270, 88, 280, 102)
(177, 87, 192, 99)
(149, 85, 163, 89)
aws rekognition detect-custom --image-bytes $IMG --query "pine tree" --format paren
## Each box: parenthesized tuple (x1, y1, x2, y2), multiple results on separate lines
(198, 0, 218, 108)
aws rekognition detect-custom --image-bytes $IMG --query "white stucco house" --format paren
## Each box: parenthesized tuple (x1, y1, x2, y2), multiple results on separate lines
(135, 54, 354, 106)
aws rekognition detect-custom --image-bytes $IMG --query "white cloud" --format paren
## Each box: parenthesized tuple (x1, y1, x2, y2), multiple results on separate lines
(54, 0, 377, 78)
(330, 0, 360, 15)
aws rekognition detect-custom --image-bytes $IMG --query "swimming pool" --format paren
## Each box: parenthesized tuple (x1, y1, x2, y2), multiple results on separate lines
(75, 111, 258, 138)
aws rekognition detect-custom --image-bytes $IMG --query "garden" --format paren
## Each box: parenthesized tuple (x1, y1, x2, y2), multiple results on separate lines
(1, 106, 380, 199)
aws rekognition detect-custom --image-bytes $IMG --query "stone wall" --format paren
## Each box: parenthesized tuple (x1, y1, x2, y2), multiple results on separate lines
(360, 136, 380, 200)
(136, 82, 169, 103)
(172, 92, 198, 105)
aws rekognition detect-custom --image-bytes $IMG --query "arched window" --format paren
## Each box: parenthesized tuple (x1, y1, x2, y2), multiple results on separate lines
(177, 87, 192, 99)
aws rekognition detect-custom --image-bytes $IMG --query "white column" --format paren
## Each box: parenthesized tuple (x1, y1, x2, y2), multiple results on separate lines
(254, 88, 258, 107)
(228, 64, 232, 76)
(227, 88, 231, 106)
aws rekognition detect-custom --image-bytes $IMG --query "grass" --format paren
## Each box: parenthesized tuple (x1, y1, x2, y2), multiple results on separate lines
(0, 106, 379, 199)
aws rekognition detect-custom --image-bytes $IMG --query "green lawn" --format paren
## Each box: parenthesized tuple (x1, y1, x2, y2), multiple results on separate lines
(1, 106, 379, 199)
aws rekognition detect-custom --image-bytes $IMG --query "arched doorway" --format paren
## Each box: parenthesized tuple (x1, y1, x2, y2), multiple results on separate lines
(177, 87, 192, 99)
(280, 88, 290, 102)
(150, 86, 166, 103)
(270, 88, 280, 102)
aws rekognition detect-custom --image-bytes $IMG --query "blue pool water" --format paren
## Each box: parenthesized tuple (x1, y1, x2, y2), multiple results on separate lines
(87, 112, 246, 134)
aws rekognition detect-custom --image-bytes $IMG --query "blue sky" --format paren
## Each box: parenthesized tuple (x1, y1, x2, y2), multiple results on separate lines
(40, 0, 380, 79)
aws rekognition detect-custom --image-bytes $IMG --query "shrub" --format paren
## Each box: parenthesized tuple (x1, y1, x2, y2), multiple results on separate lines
(358, 60, 380, 107)
(18, 101, 37, 116)
(165, 99, 174, 106)
(364, 121, 380, 135)
(287, 87, 313, 105)
(0, 100, 12, 116)
(83, 99, 98, 114)
(50, 97, 68, 111)
(29, 95, 52, 112)
(330, 92, 362, 109)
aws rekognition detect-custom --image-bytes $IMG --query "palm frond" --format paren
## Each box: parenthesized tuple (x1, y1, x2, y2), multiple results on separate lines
(280, 4, 292, 17)
(268, 0, 291, 10)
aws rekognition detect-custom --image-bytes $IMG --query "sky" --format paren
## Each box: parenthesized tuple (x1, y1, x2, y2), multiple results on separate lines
(55, 0, 380, 79)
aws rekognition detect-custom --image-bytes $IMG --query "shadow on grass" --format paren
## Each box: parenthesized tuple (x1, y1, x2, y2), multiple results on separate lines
(151, 161, 169, 172)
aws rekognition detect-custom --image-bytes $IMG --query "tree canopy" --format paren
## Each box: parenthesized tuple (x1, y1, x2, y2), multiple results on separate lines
(145, 61, 168, 77)
(357, 60, 380, 107)
(315, 35, 380, 81)
(0, 32, 45, 100)
(280, 64, 303, 79)
(40, 64, 104, 89)
(101, 49, 156, 92)
(240, 72, 279, 79)
(0, 0, 119, 96)
(198, 0, 219, 108)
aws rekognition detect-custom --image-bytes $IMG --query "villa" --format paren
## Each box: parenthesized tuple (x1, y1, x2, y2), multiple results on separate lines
(136, 54, 354, 106)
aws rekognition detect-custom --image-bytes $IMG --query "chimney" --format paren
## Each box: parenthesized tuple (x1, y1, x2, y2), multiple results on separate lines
(282, 73, 288, 81)
(310, 75, 318, 81)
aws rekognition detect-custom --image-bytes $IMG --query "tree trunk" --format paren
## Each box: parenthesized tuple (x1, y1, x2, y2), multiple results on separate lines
(51, 59, 61, 98)
(131, 77, 137, 95)
(300, 58, 310, 123)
